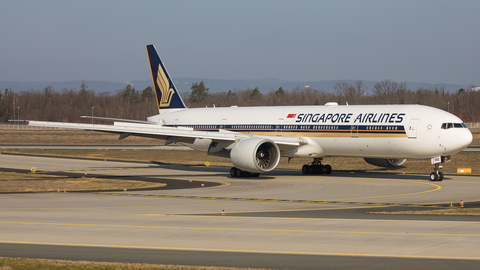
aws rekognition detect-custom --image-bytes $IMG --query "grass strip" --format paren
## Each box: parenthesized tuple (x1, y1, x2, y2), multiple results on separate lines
(0, 257, 266, 270)
(1, 148, 478, 176)
(0, 172, 165, 193)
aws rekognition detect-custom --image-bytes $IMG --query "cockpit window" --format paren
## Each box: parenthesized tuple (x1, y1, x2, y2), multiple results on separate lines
(441, 122, 467, 129)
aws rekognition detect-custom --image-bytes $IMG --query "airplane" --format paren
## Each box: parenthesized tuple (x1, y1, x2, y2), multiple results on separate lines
(26, 44, 473, 181)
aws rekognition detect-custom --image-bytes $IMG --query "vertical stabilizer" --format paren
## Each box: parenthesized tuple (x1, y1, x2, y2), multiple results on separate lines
(146, 44, 186, 111)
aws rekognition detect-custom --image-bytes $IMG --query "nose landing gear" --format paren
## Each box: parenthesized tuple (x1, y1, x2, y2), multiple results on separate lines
(302, 158, 332, 175)
(429, 156, 450, 181)
(430, 163, 444, 181)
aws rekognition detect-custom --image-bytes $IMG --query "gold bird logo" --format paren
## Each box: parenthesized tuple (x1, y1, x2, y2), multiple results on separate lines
(156, 64, 175, 107)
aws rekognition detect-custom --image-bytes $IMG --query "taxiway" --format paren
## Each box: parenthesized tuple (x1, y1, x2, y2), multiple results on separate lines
(0, 154, 479, 269)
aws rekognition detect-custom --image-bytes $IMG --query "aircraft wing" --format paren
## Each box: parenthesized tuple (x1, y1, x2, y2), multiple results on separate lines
(27, 121, 302, 147)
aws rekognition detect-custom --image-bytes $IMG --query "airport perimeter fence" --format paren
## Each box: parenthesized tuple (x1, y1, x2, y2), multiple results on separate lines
(466, 122, 480, 129)
(2, 123, 480, 130)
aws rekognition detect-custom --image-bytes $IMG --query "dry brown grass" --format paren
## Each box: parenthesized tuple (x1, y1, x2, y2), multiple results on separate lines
(0, 172, 165, 192)
(471, 128, 480, 145)
(0, 129, 165, 145)
(1, 129, 479, 176)
(368, 208, 480, 216)
(1, 149, 478, 176)
(0, 257, 266, 270)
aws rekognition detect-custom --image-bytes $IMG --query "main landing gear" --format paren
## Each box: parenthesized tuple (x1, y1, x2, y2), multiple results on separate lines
(230, 167, 260, 178)
(429, 163, 444, 181)
(302, 158, 332, 175)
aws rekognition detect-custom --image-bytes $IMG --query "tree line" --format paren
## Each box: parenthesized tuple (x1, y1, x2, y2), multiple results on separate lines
(1, 79, 479, 123)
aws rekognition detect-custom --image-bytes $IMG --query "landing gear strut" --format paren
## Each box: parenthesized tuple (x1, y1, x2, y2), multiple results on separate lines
(230, 167, 260, 178)
(429, 163, 444, 181)
(429, 156, 451, 181)
(302, 158, 332, 175)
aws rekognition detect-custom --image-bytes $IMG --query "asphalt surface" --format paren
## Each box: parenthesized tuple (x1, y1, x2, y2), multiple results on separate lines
(0, 167, 221, 191)
(1, 154, 480, 269)
(0, 243, 478, 270)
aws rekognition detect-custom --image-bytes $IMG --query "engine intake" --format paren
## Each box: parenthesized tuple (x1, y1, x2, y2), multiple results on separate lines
(230, 138, 280, 173)
(364, 158, 407, 167)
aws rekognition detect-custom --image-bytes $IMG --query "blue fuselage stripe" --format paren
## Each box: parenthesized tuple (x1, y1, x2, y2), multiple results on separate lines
(170, 124, 406, 134)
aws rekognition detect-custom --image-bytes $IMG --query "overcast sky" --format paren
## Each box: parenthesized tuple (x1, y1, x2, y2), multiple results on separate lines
(1, 0, 478, 85)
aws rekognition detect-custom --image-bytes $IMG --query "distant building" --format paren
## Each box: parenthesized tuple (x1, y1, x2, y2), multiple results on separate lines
(470, 87, 480, 92)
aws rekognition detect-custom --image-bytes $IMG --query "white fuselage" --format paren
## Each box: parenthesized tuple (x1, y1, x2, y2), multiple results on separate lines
(148, 104, 473, 159)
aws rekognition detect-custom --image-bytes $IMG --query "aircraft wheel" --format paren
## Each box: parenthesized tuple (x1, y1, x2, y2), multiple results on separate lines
(318, 165, 325, 175)
(438, 172, 444, 181)
(252, 173, 260, 177)
(429, 172, 438, 181)
(302, 165, 309, 175)
(230, 167, 237, 178)
(236, 168, 243, 178)
(311, 165, 324, 175)
(324, 165, 332, 175)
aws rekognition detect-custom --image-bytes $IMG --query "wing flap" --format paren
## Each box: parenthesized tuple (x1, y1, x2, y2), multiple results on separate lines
(28, 121, 240, 142)
(28, 121, 303, 147)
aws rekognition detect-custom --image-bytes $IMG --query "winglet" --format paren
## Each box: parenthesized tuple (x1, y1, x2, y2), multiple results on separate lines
(146, 44, 186, 111)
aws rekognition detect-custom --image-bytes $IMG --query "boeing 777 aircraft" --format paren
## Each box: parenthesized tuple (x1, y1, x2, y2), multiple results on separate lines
(27, 45, 473, 181)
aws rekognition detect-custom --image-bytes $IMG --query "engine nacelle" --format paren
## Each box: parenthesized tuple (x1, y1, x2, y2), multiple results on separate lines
(230, 138, 280, 173)
(364, 158, 407, 167)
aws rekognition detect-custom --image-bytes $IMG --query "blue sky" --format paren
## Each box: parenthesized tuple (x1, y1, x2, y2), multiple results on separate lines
(1, 0, 478, 85)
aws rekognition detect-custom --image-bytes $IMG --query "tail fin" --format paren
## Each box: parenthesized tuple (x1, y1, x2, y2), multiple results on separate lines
(146, 44, 186, 111)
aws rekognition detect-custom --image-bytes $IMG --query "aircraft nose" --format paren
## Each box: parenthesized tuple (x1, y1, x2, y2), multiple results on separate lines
(458, 129, 473, 149)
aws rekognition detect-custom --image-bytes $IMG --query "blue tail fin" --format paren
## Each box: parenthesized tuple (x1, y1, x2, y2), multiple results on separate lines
(146, 44, 186, 110)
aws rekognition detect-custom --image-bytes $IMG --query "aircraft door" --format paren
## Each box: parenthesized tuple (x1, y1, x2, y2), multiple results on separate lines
(276, 118, 284, 136)
(351, 125, 358, 138)
(221, 119, 227, 130)
(408, 119, 419, 138)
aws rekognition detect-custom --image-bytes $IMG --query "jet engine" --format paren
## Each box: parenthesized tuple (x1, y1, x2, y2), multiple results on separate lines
(364, 158, 407, 167)
(230, 138, 280, 173)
